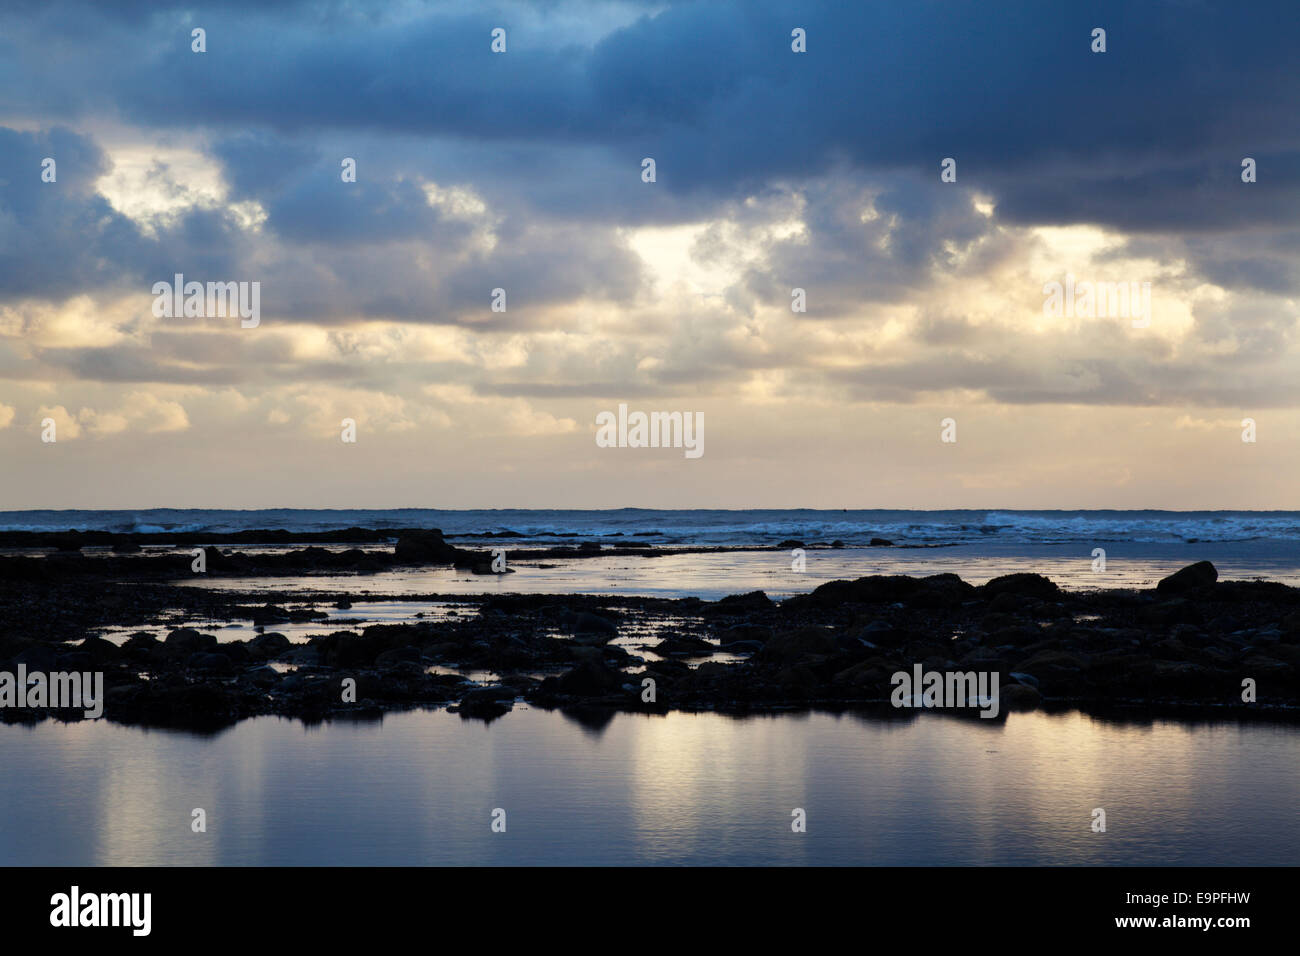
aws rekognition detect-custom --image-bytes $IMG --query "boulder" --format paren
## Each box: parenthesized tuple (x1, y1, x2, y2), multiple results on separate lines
(187, 652, 234, 674)
(757, 628, 838, 663)
(78, 636, 121, 662)
(1157, 561, 1218, 595)
(980, 573, 1060, 600)
(164, 628, 218, 654)
(714, 590, 774, 611)
(653, 635, 716, 657)
(375, 645, 423, 666)
(542, 660, 623, 697)
(394, 530, 463, 564)
(558, 610, 618, 638)
(248, 632, 292, 659)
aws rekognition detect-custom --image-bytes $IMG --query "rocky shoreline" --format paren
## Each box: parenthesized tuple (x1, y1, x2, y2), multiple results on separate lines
(0, 526, 788, 578)
(2, 529, 1298, 730)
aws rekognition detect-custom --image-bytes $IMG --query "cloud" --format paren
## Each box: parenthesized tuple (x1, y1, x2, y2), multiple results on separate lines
(36, 404, 81, 440)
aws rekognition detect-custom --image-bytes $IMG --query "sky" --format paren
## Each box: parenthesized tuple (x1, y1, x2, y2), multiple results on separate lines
(1, 0, 1298, 510)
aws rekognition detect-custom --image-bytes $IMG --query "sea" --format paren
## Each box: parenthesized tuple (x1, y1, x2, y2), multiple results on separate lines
(3, 508, 1300, 596)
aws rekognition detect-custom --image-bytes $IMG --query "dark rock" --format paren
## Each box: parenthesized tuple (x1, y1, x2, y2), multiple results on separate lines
(244, 665, 281, 688)
(216, 642, 252, 663)
(188, 652, 234, 674)
(394, 530, 465, 565)
(1157, 561, 1218, 595)
(981, 573, 1060, 600)
(375, 645, 423, 666)
(248, 632, 292, 659)
(715, 590, 774, 611)
(10, 644, 59, 670)
(164, 628, 218, 654)
(540, 661, 623, 697)
(120, 632, 159, 654)
(757, 627, 838, 663)
(653, 635, 716, 656)
(55, 651, 95, 670)
(1001, 683, 1042, 710)
(717, 625, 774, 646)
(558, 610, 618, 638)
(79, 636, 121, 662)
(249, 604, 292, 626)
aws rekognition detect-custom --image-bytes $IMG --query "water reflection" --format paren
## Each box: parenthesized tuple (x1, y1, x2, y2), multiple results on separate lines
(1, 708, 1296, 866)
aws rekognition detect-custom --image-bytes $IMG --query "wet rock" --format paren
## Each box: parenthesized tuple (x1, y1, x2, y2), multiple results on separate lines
(56, 651, 95, 671)
(120, 632, 160, 655)
(989, 592, 1034, 615)
(78, 635, 121, 662)
(559, 610, 618, 639)
(980, 573, 1060, 601)
(312, 630, 388, 668)
(717, 625, 774, 646)
(713, 590, 774, 611)
(1157, 561, 1218, 595)
(375, 645, 423, 666)
(244, 665, 281, 688)
(774, 663, 819, 692)
(248, 632, 292, 660)
(1149, 660, 1217, 697)
(283, 644, 321, 665)
(539, 660, 623, 697)
(164, 628, 219, 654)
(757, 627, 838, 663)
(188, 652, 234, 674)
(1138, 599, 1195, 630)
(832, 661, 890, 690)
(249, 604, 292, 626)
(869, 537, 894, 546)
(909, 573, 975, 608)
(394, 530, 467, 565)
(653, 635, 716, 656)
(216, 642, 252, 664)
(197, 546, 236, 571)
(287, 608, 329, 623)
(1000, 682, 1042, 710)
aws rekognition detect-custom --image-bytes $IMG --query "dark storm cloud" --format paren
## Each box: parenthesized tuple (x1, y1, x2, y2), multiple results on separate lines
(4, 0, 1297, 229)
(1, 0, 1295, 308)
(0, 127, 151, 299)
(0, 127, 265, 303)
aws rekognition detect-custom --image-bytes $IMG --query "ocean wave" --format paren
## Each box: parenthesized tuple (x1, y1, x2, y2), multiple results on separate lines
(2, 509, 1300, 546)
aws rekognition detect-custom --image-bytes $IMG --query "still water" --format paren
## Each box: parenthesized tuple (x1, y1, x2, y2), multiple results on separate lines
(180, 541, 1300, 601)
(2, 707, 1296, 865)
